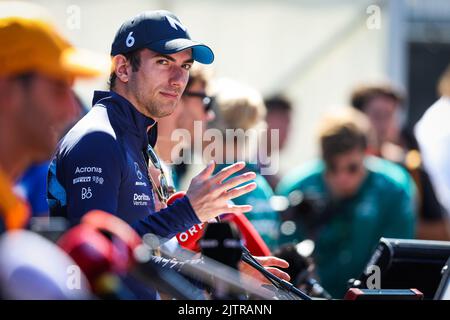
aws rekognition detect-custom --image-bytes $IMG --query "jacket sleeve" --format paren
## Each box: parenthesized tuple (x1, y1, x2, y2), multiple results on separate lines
(59, 132, 201, 239)
(60, 131, 123, 224)
(132, 196, 201, 239)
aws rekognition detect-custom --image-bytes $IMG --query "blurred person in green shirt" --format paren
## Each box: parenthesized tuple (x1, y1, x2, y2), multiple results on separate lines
(276, 108, 416, 298)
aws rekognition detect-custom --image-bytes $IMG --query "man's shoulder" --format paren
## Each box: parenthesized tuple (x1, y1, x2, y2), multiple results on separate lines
(365, 156, 413, 192)
(69, 104, 117, 140)
(58, 105, 121, 155)
(253, 174, 274, 196)
(415, 97, 450, 145)
(276, 160, 324, 195)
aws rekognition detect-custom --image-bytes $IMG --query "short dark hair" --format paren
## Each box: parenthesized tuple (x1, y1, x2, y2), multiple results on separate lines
(321, 125, 367, 165)
(264, 95, 292, 113)
(108, 49, 142, 90)
(318, 109, 370, 164)
(350, 85, 405, 111)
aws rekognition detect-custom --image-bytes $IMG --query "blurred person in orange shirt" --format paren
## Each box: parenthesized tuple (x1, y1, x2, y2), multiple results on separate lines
(0, 2, 103, 233)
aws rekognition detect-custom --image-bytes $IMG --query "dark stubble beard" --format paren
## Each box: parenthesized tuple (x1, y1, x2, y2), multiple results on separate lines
(143, 99, 175, 118)
(130, 77, 176, 119)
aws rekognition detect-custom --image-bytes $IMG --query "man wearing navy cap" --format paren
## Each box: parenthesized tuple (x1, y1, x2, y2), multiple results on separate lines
(46, 11, 292, 299)
(47, 10, 257, 240)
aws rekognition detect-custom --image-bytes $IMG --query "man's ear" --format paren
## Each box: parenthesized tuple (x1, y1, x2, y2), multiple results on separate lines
(112, 54, 130, 84)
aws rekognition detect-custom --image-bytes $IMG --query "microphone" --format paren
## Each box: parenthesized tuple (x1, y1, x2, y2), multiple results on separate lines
(221, 213, 271, 256)
(170, 192, 271, 256)
(169, 191, 214, 252)
(273, 242, 331, 299)
(303, 278, 332, 300)
(58, 210, 202, 300)
(199, 221, 244, 299)
(57, 210, 142, 299)
(199, 222, 243, 270)
(57, 210, 141, 284)
(240, 246, 312, 300)
(131, 244, 204, 300)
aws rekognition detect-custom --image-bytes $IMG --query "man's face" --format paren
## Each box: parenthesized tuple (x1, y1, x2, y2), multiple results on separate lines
(128, 49, 193, 119)
(15, 74, 78, 161)
(324, 148, 367, 199)
(266, 110, 291, 152)
(177, 79, 214, 145)
(363, 96, 399, 145)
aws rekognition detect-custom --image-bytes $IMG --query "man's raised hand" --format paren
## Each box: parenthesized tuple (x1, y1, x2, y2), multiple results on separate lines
(186, 161, 257, 222)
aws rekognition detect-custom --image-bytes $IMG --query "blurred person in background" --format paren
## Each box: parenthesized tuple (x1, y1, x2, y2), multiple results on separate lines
(0, 2, 102, 300)
(350, 84, 404, 155)
(276, 108, 416, 298)
(15, 93, 87, 218)
(206, 79, 282, 251)
(156, 64, 215, 190)
(0, 2, 101, 234)
(351, 85, 450, 240)
(157, 68, 274, 257)
(152, 65, 213, 255)
(415, 64, 450, 238)
(261, 95, 293, 190)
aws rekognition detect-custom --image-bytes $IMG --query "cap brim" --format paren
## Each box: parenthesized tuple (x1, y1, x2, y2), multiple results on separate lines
(146, 38, 214, 64)
(61, 47, 110, 78)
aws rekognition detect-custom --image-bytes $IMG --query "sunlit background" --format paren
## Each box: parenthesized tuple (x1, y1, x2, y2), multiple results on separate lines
(12, 0, 450, 175)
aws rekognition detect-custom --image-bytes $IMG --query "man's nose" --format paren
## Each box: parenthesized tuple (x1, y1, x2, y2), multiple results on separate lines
(170, 66, 187, 88)
(334, 171, 348, 182)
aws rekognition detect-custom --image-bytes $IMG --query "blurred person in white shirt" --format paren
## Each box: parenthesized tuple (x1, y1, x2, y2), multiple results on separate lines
(415, 64, 450, 229)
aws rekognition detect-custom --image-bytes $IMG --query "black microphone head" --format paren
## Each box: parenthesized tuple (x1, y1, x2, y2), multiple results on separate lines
(199, 222, 243, 270)
(273, 243, 312, 284)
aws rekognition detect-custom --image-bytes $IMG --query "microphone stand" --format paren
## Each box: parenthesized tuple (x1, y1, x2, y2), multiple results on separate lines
(212, 216, 311, 300)
(241, 246, 312, 300)
(131, 246, 205, 300)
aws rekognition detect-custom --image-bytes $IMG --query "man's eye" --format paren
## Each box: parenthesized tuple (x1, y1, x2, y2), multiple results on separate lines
(157, 59, 169, 65)
(182, 64, 192, 70)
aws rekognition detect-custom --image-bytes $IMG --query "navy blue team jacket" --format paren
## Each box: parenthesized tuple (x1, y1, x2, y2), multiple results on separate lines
(47, 90, 200, 238)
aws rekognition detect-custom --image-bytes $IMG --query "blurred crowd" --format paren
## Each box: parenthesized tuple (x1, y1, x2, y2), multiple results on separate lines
(1, 1, 450, 300)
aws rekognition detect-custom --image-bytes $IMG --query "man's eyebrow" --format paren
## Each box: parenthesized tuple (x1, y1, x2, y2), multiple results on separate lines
(154, 54, 194, 64)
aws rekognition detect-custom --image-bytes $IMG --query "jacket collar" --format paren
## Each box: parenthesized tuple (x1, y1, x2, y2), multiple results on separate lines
(92, 90, 157, 148)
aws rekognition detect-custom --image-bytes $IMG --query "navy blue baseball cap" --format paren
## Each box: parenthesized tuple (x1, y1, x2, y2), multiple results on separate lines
(111, 10, 214, 64)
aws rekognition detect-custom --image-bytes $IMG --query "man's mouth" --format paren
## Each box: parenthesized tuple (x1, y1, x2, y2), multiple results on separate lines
(159, 91, 179, 99)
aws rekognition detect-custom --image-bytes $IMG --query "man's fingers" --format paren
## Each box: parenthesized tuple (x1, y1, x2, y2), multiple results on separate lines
(264, 267, 291, 282)
(223, 204, 253, 214)
(212, 161, 246, 184)
(217, 172, 256, 194)
(223, 182, 257, 201)
(197, 160, 216, 179)
(254, 256, 290, 269)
